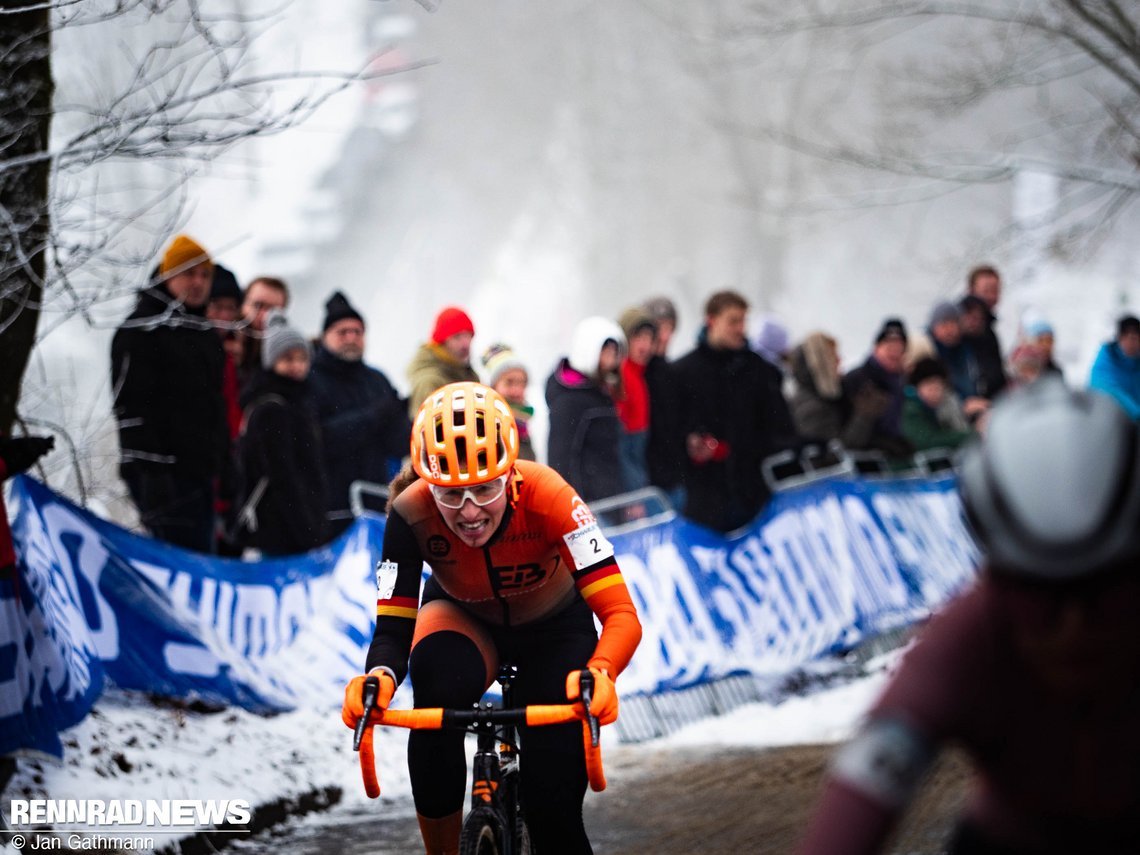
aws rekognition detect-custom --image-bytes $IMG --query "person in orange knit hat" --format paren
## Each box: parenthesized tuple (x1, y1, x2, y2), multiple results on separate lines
(405, 305, 479, 418)
(110, 234, 228, 552)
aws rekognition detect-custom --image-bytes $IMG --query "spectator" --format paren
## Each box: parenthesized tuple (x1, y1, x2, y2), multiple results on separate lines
(545, 316, 625, 502)
(961, 265, 1008, 398)
(615, 306, 657, 492)
(1025, 318, 1064, 380)
(901, 358, 974, 451)
(789, 331, 888, 451)
(671, 290, 798, 532)
(1088, 314, 1140, 419)
(308, 292, 411, 536)
(206, 263, 245, 556)
(751, 313, 791, 374)
(234, 311, 327, 556)
(481, 343, 536, 462)
(642, 296, 678, 358)
(641, 296, 684, 506)
(207, 264, 245, 440)
(1, 433, 54, 583)
(1008, 342, 1047, 389)
(406, 306, 479, 418)
(237, 275, 290, 390)
(841, 318, 915, 459)
(111, 234, 228, 552)
(907, 301, 989, 427)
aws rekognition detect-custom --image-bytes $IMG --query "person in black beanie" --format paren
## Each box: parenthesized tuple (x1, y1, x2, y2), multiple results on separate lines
(307, 291, 411, 535)
(840, 317, 916, 459)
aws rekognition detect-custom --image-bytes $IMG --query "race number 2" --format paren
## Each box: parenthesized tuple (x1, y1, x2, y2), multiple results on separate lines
(563, 521, 615, 570)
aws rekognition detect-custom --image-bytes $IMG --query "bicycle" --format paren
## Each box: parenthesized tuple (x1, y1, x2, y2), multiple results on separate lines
(352, 665, 607, 855)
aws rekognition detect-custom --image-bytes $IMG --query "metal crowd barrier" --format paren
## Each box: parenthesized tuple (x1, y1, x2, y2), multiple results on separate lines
(349, 480, 390, 517)
(762, 443, 962, 493)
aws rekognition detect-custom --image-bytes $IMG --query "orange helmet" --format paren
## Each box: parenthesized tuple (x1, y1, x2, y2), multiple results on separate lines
(411, 382, 519, 486)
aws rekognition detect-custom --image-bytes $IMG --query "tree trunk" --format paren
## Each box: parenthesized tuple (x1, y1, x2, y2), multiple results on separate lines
(0, 3, 52, 436)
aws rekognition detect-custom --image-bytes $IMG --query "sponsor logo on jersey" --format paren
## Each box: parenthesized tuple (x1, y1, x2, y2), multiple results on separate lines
(493, 562, 548, 590)
(570, 496, 596, 527)
(427, 534, 450, 557)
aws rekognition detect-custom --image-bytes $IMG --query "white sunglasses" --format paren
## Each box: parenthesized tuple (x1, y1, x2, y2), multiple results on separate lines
(429, 475, 508, 509)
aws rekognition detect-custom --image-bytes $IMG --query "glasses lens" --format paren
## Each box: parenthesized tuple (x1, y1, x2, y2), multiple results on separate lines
(432, 476, 506, 509)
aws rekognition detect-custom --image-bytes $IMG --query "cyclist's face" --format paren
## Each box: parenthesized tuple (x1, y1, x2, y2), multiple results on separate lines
(433, 480, 509, 548)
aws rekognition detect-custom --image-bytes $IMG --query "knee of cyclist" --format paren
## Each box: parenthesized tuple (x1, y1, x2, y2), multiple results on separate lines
(409, 631, 488, 706)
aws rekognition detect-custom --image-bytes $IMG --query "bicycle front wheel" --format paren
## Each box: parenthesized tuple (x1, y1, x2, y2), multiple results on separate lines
(460, 806, 507, 855)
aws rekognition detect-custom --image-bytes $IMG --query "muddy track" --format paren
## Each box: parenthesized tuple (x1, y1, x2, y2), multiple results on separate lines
(233, 743, 971, 854)
(583, 743, 971, 854)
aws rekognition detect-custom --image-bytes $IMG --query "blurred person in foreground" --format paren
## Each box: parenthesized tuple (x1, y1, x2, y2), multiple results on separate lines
(406, 305, 479, 418)
(111, 234, 228, 553)
(308, 292, 410, 536)
(341, 382, 641, 854)
(1088, 313, 1140, 420)
(671, 290, 798, 532)
(798, 378, 1140, 855)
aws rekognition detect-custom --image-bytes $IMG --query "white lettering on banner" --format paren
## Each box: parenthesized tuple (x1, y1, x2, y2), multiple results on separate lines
(0, 497, 105, 718)
(837, 494, 911, 616)
(872, 491, 979, 601)
(131, 534, 382, 707)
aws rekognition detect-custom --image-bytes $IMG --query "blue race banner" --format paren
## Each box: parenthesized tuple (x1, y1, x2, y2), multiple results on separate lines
(1, 481, 105, 759)
(608, 474, 980, 695)
(4, 476, 383, 741)
(3, 471, 980, 756)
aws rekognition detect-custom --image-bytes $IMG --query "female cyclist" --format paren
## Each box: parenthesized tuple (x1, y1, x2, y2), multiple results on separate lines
(341, 382, 642, 855)
(798, 378, 1140, 854)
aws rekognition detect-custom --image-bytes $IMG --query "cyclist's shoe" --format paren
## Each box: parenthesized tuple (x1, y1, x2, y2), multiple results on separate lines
(341, 672, 396, 728)
(566, 666, 618, 725)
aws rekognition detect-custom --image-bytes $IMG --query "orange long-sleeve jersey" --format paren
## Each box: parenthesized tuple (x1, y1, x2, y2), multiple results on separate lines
(364, 460, 642, 683)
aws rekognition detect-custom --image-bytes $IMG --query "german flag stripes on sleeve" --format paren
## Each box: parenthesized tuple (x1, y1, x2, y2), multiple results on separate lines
(573, 559, 642, 677)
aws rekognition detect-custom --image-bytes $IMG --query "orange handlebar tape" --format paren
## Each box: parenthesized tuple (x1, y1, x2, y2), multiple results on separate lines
(582, 719, 607, 792)
(377, 708, 446, 729)
(359, 726, 380, 799)
(524, 705, 582, 726)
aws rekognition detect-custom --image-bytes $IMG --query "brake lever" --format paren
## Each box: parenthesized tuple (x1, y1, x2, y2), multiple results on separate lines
(578, 669, 600, 748)
(353, 675, 380, 751)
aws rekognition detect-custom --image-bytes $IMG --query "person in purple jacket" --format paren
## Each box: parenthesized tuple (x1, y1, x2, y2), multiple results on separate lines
(799, 378, 1140, 855)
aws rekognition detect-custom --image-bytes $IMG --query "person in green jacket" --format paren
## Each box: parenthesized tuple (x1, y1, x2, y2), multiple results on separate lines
(901, 357, 975, 451)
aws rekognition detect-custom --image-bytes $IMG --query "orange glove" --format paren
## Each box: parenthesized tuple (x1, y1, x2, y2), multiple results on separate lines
(566, 667, 618, 725)
(341, 671, 396, 729)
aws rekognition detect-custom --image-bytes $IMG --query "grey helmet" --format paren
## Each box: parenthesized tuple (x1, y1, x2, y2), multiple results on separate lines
(958, 377, 1140, 580)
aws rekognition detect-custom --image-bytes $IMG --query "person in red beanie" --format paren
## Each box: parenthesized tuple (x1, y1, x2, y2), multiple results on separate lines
(405, 305, 479, 417)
